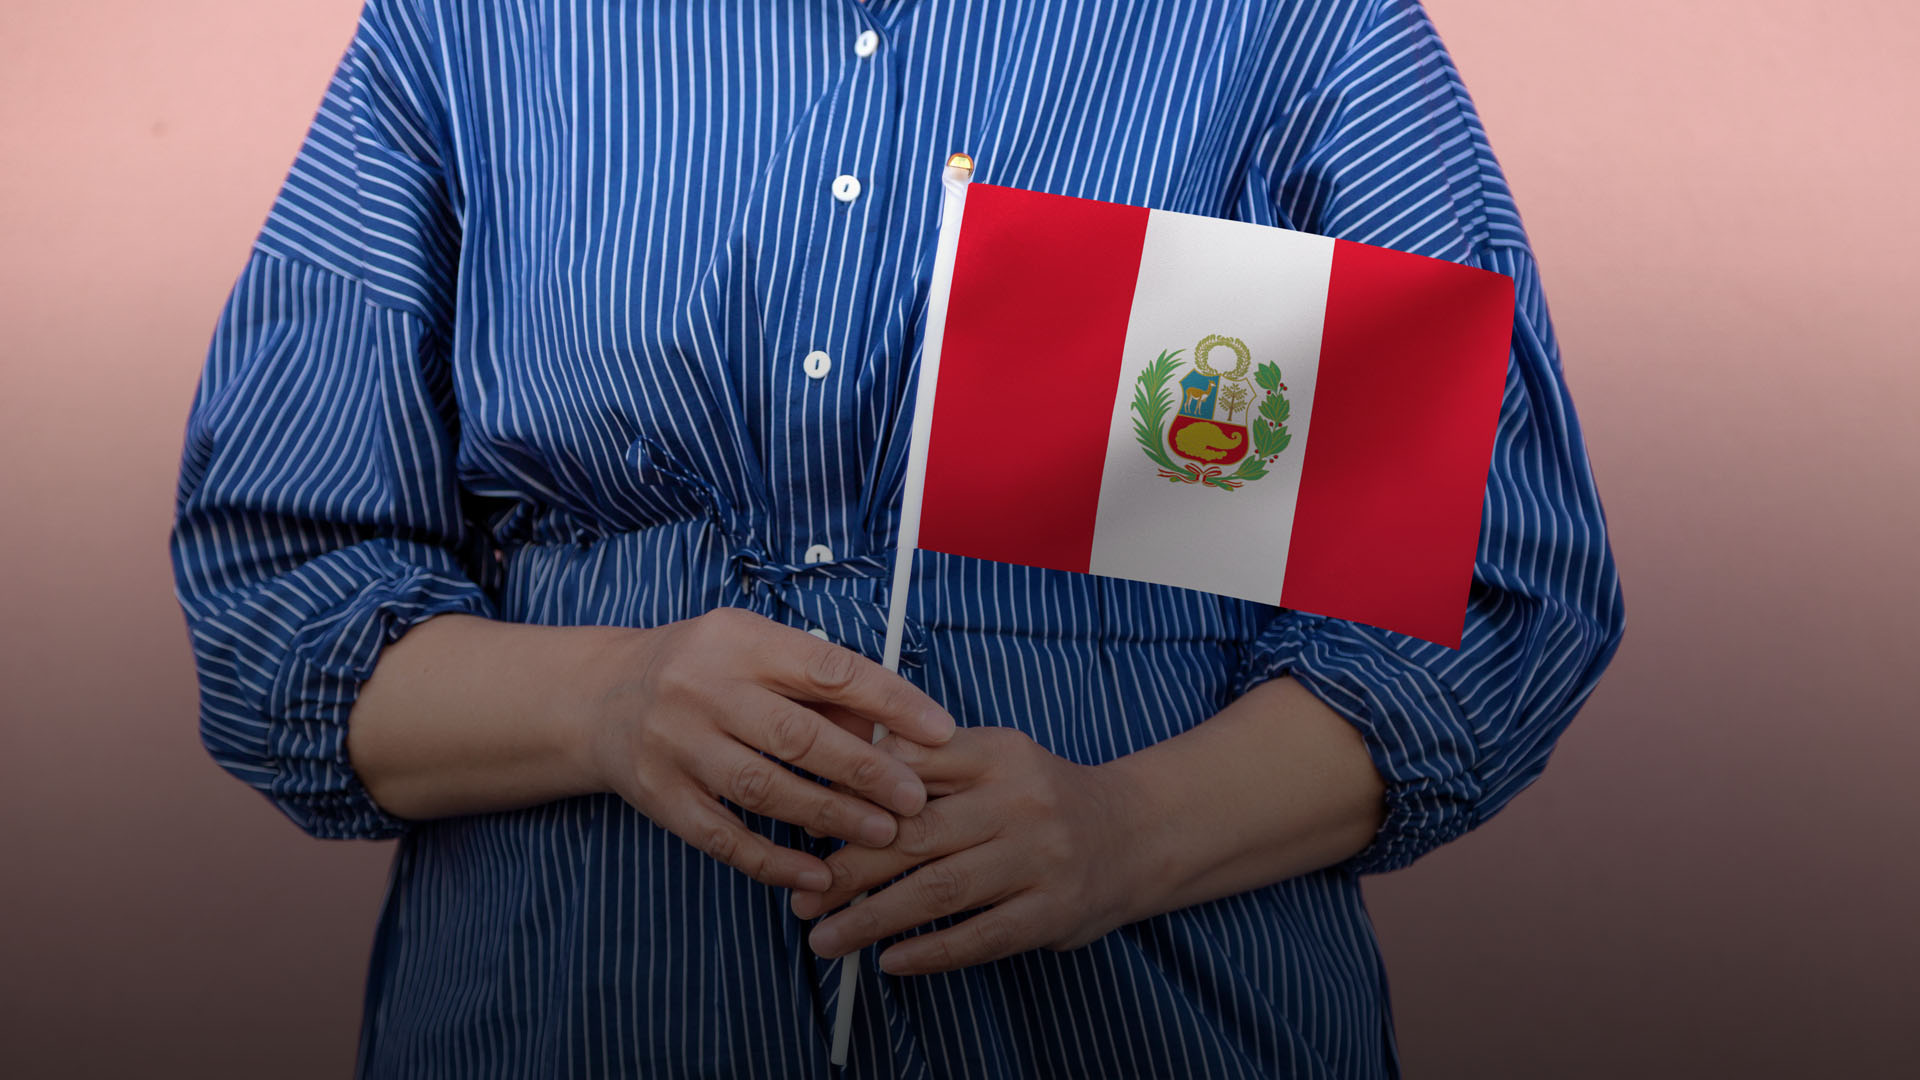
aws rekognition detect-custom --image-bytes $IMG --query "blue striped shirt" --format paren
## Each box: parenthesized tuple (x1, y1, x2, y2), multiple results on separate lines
(169, 1, 1624, 1075)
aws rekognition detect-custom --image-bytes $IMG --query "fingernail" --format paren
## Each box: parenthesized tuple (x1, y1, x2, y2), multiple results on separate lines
(927, 709, 957, 740)
(891, 779, 924, 814)
(799, 868, 831, 891)
(790, 892, 819, 919)
(860, 815, 895, 847)
(810, 925, 843, 957)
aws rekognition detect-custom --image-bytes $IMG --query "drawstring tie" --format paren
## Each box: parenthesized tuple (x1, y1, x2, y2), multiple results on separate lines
(635, 435, 926, 668)
(729, 544, 924, 668)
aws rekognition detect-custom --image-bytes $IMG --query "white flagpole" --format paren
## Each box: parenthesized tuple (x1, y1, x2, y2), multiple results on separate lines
(828, 151, 975, 1069)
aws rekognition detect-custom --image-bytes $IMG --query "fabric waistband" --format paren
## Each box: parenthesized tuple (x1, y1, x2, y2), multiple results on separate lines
(476, 444, 1265, 658)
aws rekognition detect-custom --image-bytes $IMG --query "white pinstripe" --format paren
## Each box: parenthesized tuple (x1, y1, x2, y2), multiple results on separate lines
(171, 1, 1623, 1075)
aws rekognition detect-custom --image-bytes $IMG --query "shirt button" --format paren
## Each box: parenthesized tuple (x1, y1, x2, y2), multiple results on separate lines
(853, 30, 879, 58)
(831, 174, 862, 203)
(802, 350, 833, 379)
(803, 543, 834, 564)
(808, 627, 831, 641)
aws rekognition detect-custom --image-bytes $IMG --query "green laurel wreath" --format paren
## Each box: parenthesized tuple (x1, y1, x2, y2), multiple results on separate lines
(1132, 349, 1292, 491)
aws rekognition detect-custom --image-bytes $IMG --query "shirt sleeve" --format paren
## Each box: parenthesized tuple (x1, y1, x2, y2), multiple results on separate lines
(1233, 0, 1627, 874)
(169, 0, 493, 840)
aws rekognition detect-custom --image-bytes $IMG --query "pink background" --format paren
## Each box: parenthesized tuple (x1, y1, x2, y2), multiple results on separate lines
(3, 1, 1915, 1075)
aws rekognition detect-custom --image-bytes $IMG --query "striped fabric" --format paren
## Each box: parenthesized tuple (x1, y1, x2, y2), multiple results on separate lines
(168, 1, 1624, 1076)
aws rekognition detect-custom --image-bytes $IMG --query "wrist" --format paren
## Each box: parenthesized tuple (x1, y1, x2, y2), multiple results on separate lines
(1091, 752, 1183, 927)
(555, 624, 654, 798)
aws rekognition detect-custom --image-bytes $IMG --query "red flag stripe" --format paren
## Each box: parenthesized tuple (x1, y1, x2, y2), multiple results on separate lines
(919, 184, 1150, 573)
(1279, 239, 1514, 646)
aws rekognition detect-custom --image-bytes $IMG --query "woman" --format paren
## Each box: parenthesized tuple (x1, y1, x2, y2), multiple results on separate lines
(170, 1, 1623, 1076)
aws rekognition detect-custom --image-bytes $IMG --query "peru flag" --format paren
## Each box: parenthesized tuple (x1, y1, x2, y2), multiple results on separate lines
(899, 170, 1515, 648)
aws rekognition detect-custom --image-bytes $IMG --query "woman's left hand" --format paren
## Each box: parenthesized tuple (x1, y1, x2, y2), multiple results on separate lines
(788, 726, 1154, 976)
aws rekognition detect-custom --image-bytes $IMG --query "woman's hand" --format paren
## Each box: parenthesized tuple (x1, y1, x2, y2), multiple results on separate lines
(787, 727, 1151, 976)
(784, 678, 1389, 976)
(352, 614, 1378, 938)
(572, 608, 957, 893)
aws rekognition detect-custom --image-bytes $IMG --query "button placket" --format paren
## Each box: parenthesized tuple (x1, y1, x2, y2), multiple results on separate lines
(769, 7, 901, 556)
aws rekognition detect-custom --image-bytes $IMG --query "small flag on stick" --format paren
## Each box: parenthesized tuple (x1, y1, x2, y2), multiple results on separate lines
(831, 152, 1515, 1065)
(909, 161, 1514, 648)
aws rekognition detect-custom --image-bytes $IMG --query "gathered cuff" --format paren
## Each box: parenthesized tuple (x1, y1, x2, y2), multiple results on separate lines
(1236, 612, 1482, 875)
(191, 539, 496, 840)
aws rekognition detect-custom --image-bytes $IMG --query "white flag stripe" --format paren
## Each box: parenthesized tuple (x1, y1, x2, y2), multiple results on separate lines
(1088, 210, 1334, 603)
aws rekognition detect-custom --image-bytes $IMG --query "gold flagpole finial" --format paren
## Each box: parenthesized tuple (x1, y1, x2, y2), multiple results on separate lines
(945, 151, 974, 173)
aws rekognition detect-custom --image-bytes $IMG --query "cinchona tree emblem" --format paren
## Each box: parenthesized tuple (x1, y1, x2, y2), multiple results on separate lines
(1132, 334, 1292, 491)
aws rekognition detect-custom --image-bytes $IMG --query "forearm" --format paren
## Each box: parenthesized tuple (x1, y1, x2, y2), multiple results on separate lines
(1104, 676, 1386, 918)
(345, 613, 618, 821)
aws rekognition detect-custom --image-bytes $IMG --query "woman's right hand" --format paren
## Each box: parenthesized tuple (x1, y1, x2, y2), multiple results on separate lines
(570, 607, 957, 892)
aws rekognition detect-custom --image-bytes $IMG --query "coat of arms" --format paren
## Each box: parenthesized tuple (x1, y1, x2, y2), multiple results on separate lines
(1132, 334, 1292, 490)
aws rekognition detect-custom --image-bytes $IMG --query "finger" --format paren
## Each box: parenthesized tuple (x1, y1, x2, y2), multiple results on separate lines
(807, 846, 1013, 959)
(792, 794, 990, 917)
(815, 702, 877, 745)
(727, 690, 928, 817)
(873, 730, 994, 790)
(804, 776, 863, 839)
(694, 741, 901, 848)
(755, 627, 956, 747)
(877, 901, 1040, 975)
(803, 779, 847, 839)
(789, 843, 916, 919)
(662, 790, 833, 892)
